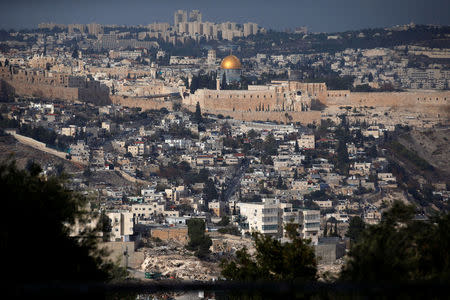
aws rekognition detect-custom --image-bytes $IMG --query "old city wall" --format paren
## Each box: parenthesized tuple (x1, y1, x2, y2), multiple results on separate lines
(111, 95, 173, 110)
(0, 66, 80, 100)
(184, 89, 281, 112)
(0, 66, 111, 104)
(326, 91, 449, 107)
(4, 79, 80, 101)
(78, 87, 111, 105)
(275, 81, 328, 101)
(325, 91, 450, 117)
(184, 105, 322, 124)
(6, 130, 71, 161)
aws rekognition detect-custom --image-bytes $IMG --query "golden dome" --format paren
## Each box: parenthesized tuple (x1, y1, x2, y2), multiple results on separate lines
(220, 55, 242, 69)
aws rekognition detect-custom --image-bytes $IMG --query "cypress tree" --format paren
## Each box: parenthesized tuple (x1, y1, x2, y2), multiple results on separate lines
(295, 140, 300, 153)
(194, 101, 203, 123)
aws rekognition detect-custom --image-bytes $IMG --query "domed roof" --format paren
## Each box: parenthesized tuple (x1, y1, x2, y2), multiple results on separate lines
(220, 55, 242, 69)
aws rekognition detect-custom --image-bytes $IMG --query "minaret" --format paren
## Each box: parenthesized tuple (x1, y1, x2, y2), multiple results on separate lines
(216, 76, 220, 90)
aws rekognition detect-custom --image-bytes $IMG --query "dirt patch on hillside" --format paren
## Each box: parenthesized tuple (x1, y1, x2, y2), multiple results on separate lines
(398, 127, 450, 178)
(0, 134, 82, 172)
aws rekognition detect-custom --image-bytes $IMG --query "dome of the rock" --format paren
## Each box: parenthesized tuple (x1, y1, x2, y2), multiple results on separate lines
(220, 55, 242, 69)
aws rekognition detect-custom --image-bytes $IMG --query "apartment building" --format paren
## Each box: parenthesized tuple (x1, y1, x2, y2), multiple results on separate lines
(297, 134, 315, 149)
(299, 209, 321, 245)
(131, 203, 165, 220)
(238, 199, 282, 237)
(106, 210, 134, 242)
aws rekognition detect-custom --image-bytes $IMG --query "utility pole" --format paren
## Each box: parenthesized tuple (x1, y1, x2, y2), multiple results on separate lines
(124, 245, 129, 269)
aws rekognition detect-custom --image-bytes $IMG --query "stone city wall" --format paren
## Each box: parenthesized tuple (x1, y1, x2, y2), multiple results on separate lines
(184, 89, 281, 112)
(6, 130, 72, 161)
(151, 227, 188, 244)
(184, 88, 312, 112)
(325, 91, 450, 119)
(325, 91, 449, 107)
(185, 105, 322, 124)
(4, 79, 79, 101)
(0, 66, 111, 104)
(111, 95, 174, 110)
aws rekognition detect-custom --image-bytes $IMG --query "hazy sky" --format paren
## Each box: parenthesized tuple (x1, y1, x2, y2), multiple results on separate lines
(1, 0, 449, 32)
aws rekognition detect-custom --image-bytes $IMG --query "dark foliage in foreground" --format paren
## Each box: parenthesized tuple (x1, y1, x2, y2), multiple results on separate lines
(221, 224, 317, 282)
(341, 201, 450, 283)
(0, 160, 125, 282)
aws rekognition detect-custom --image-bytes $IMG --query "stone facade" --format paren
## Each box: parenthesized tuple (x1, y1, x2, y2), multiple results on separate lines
(151, 227, 189, 244)
(183, 81, 318, 113)
(0, 66, 111, 105)
(325, 90, 449, 108)
(100, 241, 144, 268)
(181, 79, 449, 123)
(111, 95, 174, 110)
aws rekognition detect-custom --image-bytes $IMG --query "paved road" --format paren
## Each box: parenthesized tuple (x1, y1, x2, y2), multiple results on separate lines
(223, 159, 249, 202)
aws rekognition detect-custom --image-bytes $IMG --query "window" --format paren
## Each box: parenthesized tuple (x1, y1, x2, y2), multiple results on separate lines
(262, 225, 278, 230)
(305, 222, 320, 228)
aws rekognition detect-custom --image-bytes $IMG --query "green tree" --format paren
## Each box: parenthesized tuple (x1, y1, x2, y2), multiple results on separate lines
(294, 140, 300, 153)
(221, 223, 317, 281)
(345, 216, 365, 243)
(247, 129, 258, 140)
(83, 167, 93, 178)
(276, 175, 283, 189)
(340, 201, 450, 282)
(263, 133, 278, 156)
(0, 161, 124, 282)
(202, 179, 218, 208)
(194, 101, 203, 123)
(336, 139, 349, 175)
(196, 167, 210, 183)
(218, 216, 230, 226)
(72, 45, 79, 59)
(220, 72, 228, 90)
(172, 101, 181, 111)
(186, 218, 212, 259)
(368, 144, 378, 158)
(100, 211, 112, 242)
(54, 163, 65, 176)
